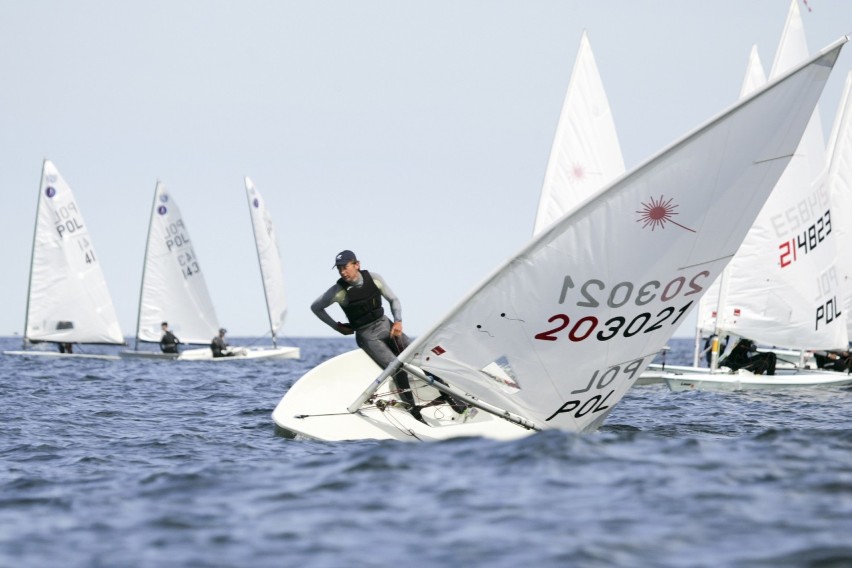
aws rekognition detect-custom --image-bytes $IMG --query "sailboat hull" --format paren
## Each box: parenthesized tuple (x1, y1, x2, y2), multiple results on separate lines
(120, 346, 300, 362)
(642, 365, 852, 392)
(3, 350, 119, 361)
(272, 349, 534, 442)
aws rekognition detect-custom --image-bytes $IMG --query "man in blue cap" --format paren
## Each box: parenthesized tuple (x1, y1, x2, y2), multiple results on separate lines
(311, 250, 425, 422)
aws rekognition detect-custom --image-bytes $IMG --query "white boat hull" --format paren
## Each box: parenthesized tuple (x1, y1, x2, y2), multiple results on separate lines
(120, 345, 300, 361)
(3, 350, 119, 361)
(645, 365, 852, 392)
(272, 349, 534, 442)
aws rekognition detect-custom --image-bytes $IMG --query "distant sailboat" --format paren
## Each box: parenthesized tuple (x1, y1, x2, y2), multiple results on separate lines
(533, 30, 624, 236)
(121, 180, 298, 361)
(3, 160, 124, 360)
(243, 177, 299, 359)
(121, 181, 221, 360)
(272, 37, 848, 440)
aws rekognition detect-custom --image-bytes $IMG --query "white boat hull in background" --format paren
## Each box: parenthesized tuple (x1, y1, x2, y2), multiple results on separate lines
(3, 350, 119, 361)
(120, 345, 300, 361)
(661, 368, 852, 392)
(272, 349, 533, 442)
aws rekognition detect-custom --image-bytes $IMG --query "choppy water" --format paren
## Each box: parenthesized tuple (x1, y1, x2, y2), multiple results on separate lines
(2, 336, 852, 567)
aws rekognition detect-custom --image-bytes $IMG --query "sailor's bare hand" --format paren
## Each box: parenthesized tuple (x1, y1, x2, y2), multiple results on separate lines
(390, 321, 403, 337)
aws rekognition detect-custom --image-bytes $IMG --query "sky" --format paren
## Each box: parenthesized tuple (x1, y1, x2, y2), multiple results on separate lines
(1, 1, 850, 340)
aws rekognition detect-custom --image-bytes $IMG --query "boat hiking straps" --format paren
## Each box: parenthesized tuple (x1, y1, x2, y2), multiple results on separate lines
(401, 364, 540, 432)
(347, 358, 404, 413)
(347, 358, 541, 432)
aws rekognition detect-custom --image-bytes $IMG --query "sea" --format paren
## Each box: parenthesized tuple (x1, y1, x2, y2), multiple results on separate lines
(2, 336, 852, 568)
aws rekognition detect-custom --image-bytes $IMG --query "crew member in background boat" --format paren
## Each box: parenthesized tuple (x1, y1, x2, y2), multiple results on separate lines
(160, 322, 180, 354)
(58, 342, 73, 354)
(211, 328, 235, 358)
(813, 348, 852, 373)
(311, 250, 431, 423)
(719, 338, 776, 375)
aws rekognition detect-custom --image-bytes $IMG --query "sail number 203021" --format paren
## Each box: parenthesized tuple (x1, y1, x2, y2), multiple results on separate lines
(534, 272, 708, 343)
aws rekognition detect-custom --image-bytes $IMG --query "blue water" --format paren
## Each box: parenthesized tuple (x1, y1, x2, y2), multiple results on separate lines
(2, 336, 852, 567)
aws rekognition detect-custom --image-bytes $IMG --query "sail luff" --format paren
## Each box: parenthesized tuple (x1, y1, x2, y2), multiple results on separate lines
(21, 159, 47, 348)
(133, 182, 160, 351)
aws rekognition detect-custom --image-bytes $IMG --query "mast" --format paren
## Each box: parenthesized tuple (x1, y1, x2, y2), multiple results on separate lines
(132, 182, 159, 351)
(21, 159, 47, 349)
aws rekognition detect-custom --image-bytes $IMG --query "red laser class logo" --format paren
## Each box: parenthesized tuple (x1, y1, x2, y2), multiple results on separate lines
(636, 195, 695, 232)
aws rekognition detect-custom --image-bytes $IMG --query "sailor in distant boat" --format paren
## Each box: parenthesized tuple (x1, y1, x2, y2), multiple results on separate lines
(58, 343, 74, 354)
(719, 338, 776, 375)
(160, 322, 181, 354)
(311, 250, 431, 422)
(813, 348, 852, 373)
(211, 328, 236, 358)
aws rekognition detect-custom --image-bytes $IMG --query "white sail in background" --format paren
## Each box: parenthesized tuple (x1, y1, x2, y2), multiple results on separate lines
(825, 72, 852, 337)
(705, 0, 846, 350)
(696, 45, 767, 335)
(387, 41, 846, 432)
(135, 182, 219, 345)
(532, 31, 624, 235)
(24, 160, 124, 345)
(245, 177, 288, 345)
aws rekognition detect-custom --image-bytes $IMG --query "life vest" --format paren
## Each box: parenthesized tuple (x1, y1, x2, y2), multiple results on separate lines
(338, 270, 384, 329)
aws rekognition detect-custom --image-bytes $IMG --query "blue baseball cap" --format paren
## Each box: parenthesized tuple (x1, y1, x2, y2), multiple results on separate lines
(333, 250, 357, 268)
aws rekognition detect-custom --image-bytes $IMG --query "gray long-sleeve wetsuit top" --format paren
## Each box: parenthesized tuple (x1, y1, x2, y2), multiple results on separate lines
(311, 271, 403, 332)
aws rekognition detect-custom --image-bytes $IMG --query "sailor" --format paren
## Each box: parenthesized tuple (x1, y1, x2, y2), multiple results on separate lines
(160, 322, 180, 354)
(719, 338, 776, 375)
(813, 349, 852, 373)
(211, 328, 235, 358)
(311, 250, 428, 422)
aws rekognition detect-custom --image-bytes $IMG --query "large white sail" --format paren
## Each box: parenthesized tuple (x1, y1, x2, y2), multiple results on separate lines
(696, 46, 767, 335)
(245, 177, 288, 344)
(826, 72, 852, 337)
(24, 160, 124, 345)
(532, 31, 624, 235)
(388, 40, 845, 432)
(134, 182, 219, 345)
(704, 0, 846, 350)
